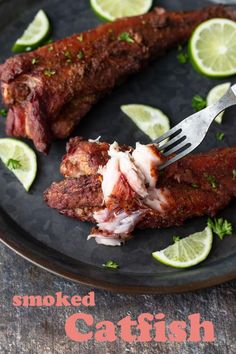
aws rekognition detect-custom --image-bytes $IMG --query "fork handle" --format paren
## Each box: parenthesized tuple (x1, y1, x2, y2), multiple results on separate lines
(208, 84, 236, 121)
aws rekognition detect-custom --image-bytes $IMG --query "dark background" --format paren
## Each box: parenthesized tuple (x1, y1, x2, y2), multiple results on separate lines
(0, 0, 236, 352)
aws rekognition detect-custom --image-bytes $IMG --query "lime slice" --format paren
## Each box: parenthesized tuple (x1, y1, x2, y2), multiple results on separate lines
(207, 82, 231, 123)
(152, 226, 213, 268)
(90, 0, 152, 22)
(121, 104, 170, 141)
(0, 138, 37, 191)
(12, 10, 50, 53)
(189, 18, 236, 77)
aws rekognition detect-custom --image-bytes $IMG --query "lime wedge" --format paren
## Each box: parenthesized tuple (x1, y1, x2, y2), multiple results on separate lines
(189, 18, 236, 77)
(12, 10, 50, 53)
(0, 138, 37, 191)
(152, 226, 213, 268)
(121, 104, 170, 141)
(207, 82, 231, 123)
(90, 0, 152, 22)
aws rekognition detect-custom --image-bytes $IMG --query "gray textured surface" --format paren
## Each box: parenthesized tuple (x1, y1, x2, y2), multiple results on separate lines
(0, 242, 235, 354)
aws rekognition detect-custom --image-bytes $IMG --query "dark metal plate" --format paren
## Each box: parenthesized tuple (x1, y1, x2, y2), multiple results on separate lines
(0, 0, 236, 293)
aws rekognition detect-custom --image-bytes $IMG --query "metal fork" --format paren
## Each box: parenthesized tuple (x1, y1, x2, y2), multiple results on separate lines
(156, 84, 236, 170)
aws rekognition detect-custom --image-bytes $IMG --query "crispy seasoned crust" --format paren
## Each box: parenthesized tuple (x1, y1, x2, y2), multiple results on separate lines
(60, 137, 110, 177)
(44, 143, 236, 229)
(44, 175, 103, 210)
(1, 5, 236, 152)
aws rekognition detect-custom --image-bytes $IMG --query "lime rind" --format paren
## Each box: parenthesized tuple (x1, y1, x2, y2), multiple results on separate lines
(206, 82, 231, 123)
(0, 138, 37, 191)
(189, 18, 236, 78)
(12, 9, 50, 53)
(121, 104, 170, 141)
(90, 0, 153, 22)
(152, 226, 213, 268)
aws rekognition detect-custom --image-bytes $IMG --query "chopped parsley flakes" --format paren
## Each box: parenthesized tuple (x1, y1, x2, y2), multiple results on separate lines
(102, 260, 119, 269)
(32, 58, 39, 65)
(216, 132, 225, 141)
(177, 45, 189, 64)
(77, 34, 83, 42)
(233, 169, 236, 179)
(208, 217, 233, 240)
(44, 69, 56, 77)
(173, 236, 181, 243)
(7, 158, 22, 170)
(205, 174, 217, 189)
(0, 108, 8, 117)
(118, 32, 134, 43)
(77, 51, 84, 59)
(192, 95, 207, 112)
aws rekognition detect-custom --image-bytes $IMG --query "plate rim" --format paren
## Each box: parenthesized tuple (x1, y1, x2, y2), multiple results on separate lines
(1, 227, 236, 294)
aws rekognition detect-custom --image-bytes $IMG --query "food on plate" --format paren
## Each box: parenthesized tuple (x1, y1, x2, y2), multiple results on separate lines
(90, 0, 153, 22)
(152, 226, 213, 268)
(12, 10, 51, 53)
(1, 5, 236, 153)
(189, 18, 236, 77)
(0, 138, 37, 191)
(44, 137, 236, 246)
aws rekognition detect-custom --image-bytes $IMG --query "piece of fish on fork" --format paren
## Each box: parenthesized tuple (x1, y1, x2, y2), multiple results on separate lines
(156, 84, 236, 170)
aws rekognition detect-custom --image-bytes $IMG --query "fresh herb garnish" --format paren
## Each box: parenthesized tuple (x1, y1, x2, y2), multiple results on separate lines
(173, 236, 181, 243)
(192, 95, 207, 112)
(118, 32, 134, 43)
(77, 34, 83, 42)
(7, 158, 22, 170)
(233, 169, 236, 179)
(191, 183, 199, 189)
(0, 108, 8, 117)
(208, 217, 233, 240)
(31, 58, 39, 65)
(46, 39, 53, 44)
(216, 131, 225, 141)
(64, 50, 72, 63)
(44, 69, 56, 77)
(205, 174, 217, 189)
(177, 45, 189, 64)
(102, 260, 119, 269)
(77, 50, 84, 59)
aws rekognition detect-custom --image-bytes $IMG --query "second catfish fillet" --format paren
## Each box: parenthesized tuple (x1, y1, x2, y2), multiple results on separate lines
(1, 5, 236, 152)
(44, 139, 236, 230)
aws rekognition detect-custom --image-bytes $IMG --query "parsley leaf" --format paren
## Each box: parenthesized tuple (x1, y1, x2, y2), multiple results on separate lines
(31, 58, 39, 65)
(205, 174, 217, 189)
(191, 183, 199, 189)
(208, 218, 233, 240)
(103, 260, 119, 269)
(77, 34, 83, 42)
(44, 69, 56, 77)
(192, 95, 207, 112)
(118, 32, 134, 43)
(173, 236, 181, 243)
(233, 169, 236, 179)
(177, 45, 189, 64)
(7, 158, 22, 170)
(77, 51, 84, 59)
(0, 108, 8, 117)
(46, 39, 53, 44)
(216, 132, 225, 141)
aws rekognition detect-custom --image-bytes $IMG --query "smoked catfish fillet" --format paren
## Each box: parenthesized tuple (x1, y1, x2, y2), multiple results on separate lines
(1, 5, 236, 153)
(44, 138, 236, 246)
